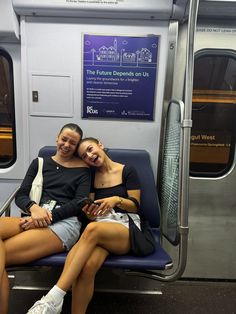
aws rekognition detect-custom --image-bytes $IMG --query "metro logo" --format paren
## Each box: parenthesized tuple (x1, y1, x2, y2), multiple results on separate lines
(87, 106, 98, 114)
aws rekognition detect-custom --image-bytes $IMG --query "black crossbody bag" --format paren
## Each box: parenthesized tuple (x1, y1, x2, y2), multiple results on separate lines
(128, 214, 156, 256)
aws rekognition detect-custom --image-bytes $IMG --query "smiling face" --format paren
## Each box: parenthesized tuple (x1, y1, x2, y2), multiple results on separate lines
(78, 140, 105, 167)
(56, 128, 81, 159)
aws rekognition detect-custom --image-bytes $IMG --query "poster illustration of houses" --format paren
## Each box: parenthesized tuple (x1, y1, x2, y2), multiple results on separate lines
(82, 34, 159, 120)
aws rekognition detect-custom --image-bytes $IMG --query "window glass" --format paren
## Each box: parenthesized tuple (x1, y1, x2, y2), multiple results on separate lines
(190, 51, 236, 177)
(0, 50, 16, 168)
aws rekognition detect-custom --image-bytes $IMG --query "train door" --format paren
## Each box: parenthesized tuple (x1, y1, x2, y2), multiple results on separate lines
(158, 1, 236, 280)
(186, 19, 236, 279)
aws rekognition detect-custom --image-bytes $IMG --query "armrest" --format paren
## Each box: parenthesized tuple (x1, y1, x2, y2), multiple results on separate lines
(0, 187, 20, 217)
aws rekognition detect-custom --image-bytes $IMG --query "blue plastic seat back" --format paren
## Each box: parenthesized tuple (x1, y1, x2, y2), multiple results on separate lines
(38, 146, 56, 158)
(106, 148, 160, 228)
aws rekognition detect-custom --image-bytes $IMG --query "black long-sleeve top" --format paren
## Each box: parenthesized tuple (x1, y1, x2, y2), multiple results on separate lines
(15, 157, 91, 222)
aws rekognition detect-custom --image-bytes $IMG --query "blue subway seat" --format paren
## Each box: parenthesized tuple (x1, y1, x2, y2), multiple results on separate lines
(30, 146, 172, 271)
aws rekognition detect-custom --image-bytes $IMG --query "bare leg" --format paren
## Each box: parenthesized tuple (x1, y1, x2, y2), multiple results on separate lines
(71, 247, 109, 314)
(0, 217, 24, 314)
(5, 228, 64, 265)
(0, 217, 23, 239)
(56, 222, 130, 292)
(0, 217, 64, 314)
(0, 238, 9, 314)
(0, 270, 9, 314)
(0, 238, 6, 285)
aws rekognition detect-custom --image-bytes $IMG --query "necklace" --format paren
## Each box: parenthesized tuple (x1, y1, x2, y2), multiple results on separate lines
(52, 156, 63, 170)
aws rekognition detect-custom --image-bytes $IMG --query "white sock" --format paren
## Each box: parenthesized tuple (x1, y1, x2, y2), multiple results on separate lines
(48, 285, 66, 305)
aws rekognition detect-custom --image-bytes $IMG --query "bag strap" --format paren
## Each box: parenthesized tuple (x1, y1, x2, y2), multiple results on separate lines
(127, 196, 140, 209)
(127, 214, 136, 226)
(38, 157, 43, 174)
(34, 157, 43, 180)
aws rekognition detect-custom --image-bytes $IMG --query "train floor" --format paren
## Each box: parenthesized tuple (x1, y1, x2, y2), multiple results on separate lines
(7, 268, 236, 314)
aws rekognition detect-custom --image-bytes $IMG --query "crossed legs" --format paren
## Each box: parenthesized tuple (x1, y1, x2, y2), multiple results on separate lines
(56, 221, 130, 314)
(56, 221, 129, 292)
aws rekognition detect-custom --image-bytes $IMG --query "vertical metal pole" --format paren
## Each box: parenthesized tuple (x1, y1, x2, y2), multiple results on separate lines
(181, 0, 200, 228)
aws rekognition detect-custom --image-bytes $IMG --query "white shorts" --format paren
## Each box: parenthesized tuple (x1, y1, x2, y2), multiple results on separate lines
(95, 209, 141, 230)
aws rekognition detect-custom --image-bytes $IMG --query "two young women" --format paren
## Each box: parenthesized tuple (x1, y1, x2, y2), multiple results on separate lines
(27, 137, 141, 314)
(0, 123, 91, 314)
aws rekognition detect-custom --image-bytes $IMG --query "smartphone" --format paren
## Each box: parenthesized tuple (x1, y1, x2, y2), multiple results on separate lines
(41, 200, 57, 212)
(79, 197, 95, 208)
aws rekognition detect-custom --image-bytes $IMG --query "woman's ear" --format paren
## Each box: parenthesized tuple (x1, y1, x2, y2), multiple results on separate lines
(98, 141, 104, 150)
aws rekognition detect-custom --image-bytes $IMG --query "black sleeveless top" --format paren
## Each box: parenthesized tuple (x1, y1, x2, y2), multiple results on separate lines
(91, 165, 140, 213)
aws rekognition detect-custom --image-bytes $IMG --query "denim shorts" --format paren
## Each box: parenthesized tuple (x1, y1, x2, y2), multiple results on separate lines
(49, 216, 81, 251)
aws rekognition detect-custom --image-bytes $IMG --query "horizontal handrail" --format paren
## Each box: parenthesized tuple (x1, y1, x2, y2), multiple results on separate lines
(0, 187, 20, 217)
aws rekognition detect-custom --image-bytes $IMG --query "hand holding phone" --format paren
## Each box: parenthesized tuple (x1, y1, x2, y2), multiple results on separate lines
(79, 197, 94, 208)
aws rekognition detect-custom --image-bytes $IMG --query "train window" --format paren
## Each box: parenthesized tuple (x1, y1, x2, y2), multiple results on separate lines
(0, 49, 16, 168)
(190, 50, 236, 177)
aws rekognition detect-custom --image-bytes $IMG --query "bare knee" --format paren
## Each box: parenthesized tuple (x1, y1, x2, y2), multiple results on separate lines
(0, 218, 6, 238)
(0, 217, 22, 240)
(81, 222, 101, 243)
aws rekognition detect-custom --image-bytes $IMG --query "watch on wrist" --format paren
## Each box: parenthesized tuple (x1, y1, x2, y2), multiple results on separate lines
(25, 201, 36, 213)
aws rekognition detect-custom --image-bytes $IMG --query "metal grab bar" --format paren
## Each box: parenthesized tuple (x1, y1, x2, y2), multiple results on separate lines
(0, 187, 20, 217)
(159, 0, 199, 282)
(130, 0, 200, 282)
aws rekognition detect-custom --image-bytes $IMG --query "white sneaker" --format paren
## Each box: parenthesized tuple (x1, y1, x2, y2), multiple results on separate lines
(26, 294, 63, 314)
